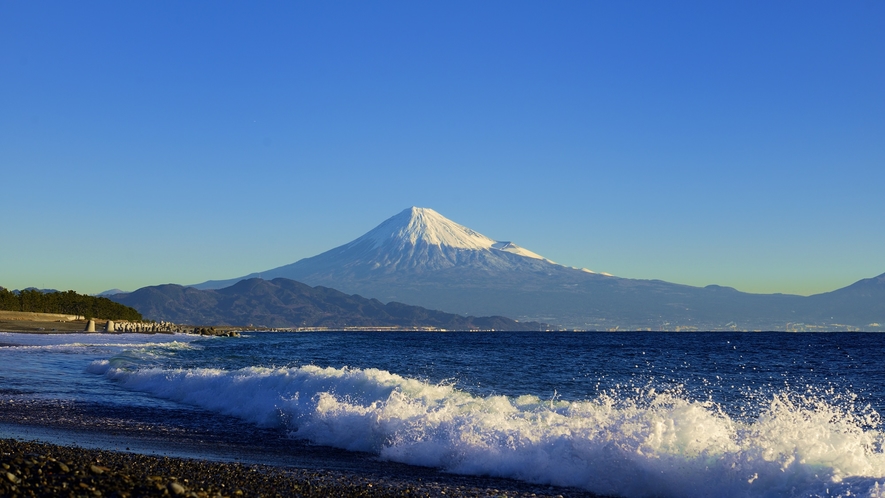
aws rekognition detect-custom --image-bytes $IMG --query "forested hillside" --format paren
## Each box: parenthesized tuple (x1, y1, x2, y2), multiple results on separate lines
(0, 287, 142, 321)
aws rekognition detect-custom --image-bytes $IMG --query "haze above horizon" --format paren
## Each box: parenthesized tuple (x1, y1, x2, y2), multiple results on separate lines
(2, 2, 882, 296)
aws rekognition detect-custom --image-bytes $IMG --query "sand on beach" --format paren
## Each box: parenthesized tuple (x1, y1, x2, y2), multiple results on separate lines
(0, 310, 92, 333)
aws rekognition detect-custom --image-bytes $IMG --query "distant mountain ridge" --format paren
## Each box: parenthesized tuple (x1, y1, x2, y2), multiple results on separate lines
(95, 289, 126, 297)
(112, 277, 545, 330)
(194, 207, 885, 331)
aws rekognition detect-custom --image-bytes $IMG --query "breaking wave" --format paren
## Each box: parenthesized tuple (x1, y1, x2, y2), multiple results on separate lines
(88, 360, 885, 497)
(0, 332, 203, 352)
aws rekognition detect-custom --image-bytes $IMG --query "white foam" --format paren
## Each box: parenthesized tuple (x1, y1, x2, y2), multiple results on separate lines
(94, 362, 885, 497)
(0, 332, 202, 348)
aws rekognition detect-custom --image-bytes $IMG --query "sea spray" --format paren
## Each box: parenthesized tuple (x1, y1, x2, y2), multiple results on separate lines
(90, 359, 885, 498)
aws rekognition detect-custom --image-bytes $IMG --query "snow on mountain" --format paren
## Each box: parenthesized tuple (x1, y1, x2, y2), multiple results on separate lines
(334, 207, 564, 273)
(189, 207, 885, 330)
(287, 206, 572, 274)
(492, 241, 553, 262)
(345, 207, 561, 268)
(195, 206, 584, 289)
(358, 207, 497, 251)
(343, 207, 556, 265)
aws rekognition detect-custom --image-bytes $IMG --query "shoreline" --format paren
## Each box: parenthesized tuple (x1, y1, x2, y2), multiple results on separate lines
(3, 438, 575, 498)
(0, 310, 96, 333)
(0, 398, 598, 498)
(0, 311, 241, 336)
(0, 312, 476, 335)
(0, 326, 600, 496)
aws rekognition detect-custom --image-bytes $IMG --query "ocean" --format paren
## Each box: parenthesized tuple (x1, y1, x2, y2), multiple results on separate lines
(2, 331, 885, 497)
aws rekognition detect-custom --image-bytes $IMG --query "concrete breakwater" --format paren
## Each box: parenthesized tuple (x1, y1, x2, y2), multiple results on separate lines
(190, 326, 241, 337)
(86, 319, 240, 337)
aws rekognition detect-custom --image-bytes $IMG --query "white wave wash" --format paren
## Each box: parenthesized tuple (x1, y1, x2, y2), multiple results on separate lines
(0, 332, 204, 349)
(89, 361, 885, 498)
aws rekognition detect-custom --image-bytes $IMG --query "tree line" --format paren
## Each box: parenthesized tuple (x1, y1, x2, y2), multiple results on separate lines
(0, 287, 143, 321)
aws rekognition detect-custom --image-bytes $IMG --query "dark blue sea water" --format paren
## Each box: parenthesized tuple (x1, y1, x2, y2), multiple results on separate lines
(3, 331, 885, 497)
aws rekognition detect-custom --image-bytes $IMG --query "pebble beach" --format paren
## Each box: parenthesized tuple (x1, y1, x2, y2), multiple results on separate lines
(0, 362, 597, 498)
(2, 438, 589, 498)
(0, 405, 596, 498)
(0, 325, 600, 498)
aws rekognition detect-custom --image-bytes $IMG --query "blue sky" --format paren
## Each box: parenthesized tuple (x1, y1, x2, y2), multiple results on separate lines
(2, 1, 883, 296)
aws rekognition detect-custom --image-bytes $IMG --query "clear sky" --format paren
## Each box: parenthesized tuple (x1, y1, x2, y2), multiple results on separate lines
(2, 1, 883, 296)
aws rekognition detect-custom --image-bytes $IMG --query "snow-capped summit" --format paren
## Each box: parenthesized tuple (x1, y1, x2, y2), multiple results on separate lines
(348, 207, 557, 264)
(196, 207, 571, 288)
(357, 207, 497, 251)
(309, 206, 564, 273)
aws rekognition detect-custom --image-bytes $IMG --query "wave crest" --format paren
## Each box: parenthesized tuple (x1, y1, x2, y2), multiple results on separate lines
(95, 362, 885, 497)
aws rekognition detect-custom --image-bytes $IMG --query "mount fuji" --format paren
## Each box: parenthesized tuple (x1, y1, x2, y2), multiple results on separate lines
(194, 207, 885, 331)
(197, 207, 576, 284)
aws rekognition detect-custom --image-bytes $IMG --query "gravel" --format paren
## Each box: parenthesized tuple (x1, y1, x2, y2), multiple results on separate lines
(0, 438, 600, 498)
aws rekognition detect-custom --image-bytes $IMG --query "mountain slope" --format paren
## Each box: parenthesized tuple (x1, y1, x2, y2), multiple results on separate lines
(194, 208, 884, 331)
(803, 272, 885, 326)
(197, 207, 561, 287)
(113, 277, 545, 330)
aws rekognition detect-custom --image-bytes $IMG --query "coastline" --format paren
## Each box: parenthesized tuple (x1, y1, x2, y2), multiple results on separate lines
(0, 310, 95, 333)
(0, 326, 601, 496)
(3, 438, 589, 497)
(0, 311, 241, 336)
(0, 311, 459, 335)
(0, 398, 598, 498)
